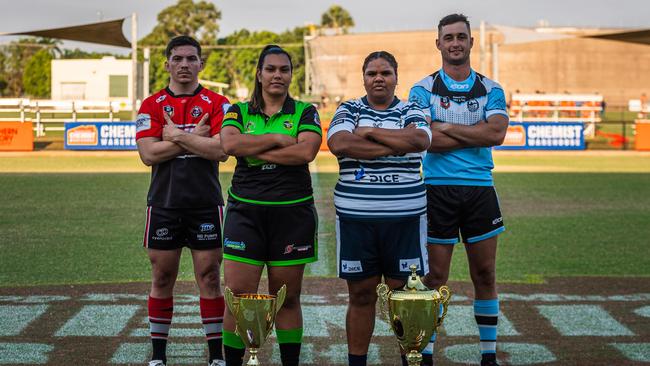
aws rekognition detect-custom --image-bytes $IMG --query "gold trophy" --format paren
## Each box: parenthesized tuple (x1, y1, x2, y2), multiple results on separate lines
(224, 285, 287, 366)
(377, 265, 451, 366)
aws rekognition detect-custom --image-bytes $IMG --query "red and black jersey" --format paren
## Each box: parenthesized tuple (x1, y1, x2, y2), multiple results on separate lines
(136, 85, 231, 208)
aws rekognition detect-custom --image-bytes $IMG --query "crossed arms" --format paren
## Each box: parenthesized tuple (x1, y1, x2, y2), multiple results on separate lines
(220, 126, 321, 166)
(328, 124, 431, 159)
(427, 113, 509, 153)
(137, 113, 228, 166)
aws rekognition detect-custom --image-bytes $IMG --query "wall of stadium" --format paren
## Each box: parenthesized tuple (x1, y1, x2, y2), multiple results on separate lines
(308, 30, 650, 106)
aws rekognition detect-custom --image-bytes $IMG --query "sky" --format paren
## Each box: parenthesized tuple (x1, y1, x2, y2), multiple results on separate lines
(1, 0, 648, 54)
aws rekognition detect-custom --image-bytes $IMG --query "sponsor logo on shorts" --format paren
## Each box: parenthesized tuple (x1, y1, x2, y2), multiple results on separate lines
(492, 216, 503, 225)
(153, 227, 171, 241)
(191, 106, 202, 118)
(135, 114, 151, 133)
(341, 260, 363, 273)
(200, 223, 215, 233)
(283, 244, 312, 255)
(224, 238, 246, 251)
(400, 258, 421, 272)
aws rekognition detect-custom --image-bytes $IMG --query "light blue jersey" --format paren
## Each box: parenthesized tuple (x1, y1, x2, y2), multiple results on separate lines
(409, 69, 508, 186)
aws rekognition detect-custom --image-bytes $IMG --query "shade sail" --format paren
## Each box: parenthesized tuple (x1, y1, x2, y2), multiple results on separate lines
(586, 28, 650, 46)
(3, 18, 131, 48)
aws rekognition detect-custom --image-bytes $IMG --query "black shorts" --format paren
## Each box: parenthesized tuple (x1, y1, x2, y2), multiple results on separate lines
(336, 214, 428, 280)
(426, 185, 505, 245)
(143, 206, 224, 250)
(222, 199, 318, 266)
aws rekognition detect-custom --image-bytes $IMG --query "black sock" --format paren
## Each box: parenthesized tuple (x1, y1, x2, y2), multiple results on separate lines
(348, 353, 367, 366)
(279, 343, 301, 366)
(151, 338, 167, 363)
(482, 353, 497, 361)
(400, 354, 409, 366)
(421, 353, 434, 366)
(207, 338, 223, 361)
(224, 345, 245, 366)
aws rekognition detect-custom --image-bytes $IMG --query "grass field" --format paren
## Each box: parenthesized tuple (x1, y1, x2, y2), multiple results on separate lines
(1, 152, 649, 287)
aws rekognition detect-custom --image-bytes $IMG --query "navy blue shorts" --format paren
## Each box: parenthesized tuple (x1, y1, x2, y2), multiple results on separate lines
(336, 214, 428, 280)
(426, 185, 505, 245)
(143, 206, 224, 250)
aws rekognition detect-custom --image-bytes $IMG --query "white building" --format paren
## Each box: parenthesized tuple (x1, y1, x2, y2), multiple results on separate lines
(51, 56, 135, 101)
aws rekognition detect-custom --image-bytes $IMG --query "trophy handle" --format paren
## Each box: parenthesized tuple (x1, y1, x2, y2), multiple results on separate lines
(224, 287, 238, 315)
(376, 283, 391, 322)
(275, 284, 287, 315)
(436, 285, 451, 328)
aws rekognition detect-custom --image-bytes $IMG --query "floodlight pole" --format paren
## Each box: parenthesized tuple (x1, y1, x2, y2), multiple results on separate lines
(131, 12, 138, 120)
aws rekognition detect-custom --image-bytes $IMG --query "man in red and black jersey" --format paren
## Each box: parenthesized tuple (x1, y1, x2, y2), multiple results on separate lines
(135, 36, 229, 366)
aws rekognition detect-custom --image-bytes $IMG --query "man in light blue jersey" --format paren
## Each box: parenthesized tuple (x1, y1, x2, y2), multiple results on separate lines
(408, 14, 509, 366)
(328, 51, 431, 366)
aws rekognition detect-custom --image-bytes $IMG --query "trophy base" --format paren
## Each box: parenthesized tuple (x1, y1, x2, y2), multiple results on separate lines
(246, 348, 260, 366)
(406, 350, 422, 366)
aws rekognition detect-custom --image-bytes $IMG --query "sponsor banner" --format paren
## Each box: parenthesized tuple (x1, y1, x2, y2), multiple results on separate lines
(65, 122, 136, 150)
(497, 122, 585, 150)
(0, 122, 33, 151)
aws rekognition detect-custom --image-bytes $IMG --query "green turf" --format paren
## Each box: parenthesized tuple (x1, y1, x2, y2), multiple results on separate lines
(0, 170, 649, 287)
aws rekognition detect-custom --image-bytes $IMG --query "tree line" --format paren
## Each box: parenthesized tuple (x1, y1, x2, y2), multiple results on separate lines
(0, 0, 354, 99)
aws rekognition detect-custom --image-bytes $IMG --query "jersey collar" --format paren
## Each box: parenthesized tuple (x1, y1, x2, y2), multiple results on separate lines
(361, 95, 400, 110)
(440, 69, 476, 92)
(248, 96, 296, 116)
(165, 84, 204, 98)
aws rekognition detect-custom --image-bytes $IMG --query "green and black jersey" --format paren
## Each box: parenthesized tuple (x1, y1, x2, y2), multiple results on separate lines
(222, 97, 322, 205)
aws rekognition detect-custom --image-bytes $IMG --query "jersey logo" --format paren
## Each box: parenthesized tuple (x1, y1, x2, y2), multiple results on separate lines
(440, 96, 450, 109)
(191, 106, 202, 118)
(467, 99, 479, 112)
(155, 94, 167, 103)
(163, 105, 174, 117)
(373, 122, 383, 128)
(283, 120, 293, 129)
(136, 113, 151, 132)
(224, 112, 238, 120)
(245, 121, 255, 132)
(200, 94, 212, 104)
(354, 165, 366, 181)
(222, 103, 231, 114)
(313, 111, 321, 126)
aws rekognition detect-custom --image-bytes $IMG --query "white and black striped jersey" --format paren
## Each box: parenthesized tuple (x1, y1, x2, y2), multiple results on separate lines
(327, 96, 431, 218)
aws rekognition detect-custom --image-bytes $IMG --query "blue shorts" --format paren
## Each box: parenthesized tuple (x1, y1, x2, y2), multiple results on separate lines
(336, 214, 428, 280)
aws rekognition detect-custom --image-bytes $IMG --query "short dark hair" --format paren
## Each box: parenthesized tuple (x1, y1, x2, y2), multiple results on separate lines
(250, 45, 294, 111)
(438, 13, 471, 35)
(362, 51, 398, 78)
(165, 35, 202, 59)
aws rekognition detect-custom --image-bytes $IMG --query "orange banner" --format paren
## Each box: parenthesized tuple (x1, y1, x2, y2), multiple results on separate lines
(0, 122, 33, 151)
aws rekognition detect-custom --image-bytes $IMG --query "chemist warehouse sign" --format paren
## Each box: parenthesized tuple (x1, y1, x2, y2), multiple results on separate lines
(65, 122, 137, 150)
(497, 122, 585, 150)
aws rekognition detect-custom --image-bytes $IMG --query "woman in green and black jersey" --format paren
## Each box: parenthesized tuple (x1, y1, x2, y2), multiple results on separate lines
(220, 45, 322, 366)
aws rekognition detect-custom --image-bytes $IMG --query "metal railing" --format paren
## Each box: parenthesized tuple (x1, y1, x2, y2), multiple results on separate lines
(0, 98, 136, 136)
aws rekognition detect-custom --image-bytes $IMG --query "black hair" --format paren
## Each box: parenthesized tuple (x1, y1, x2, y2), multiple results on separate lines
(250, 45, 293, 111)
(362, 51, 398, 78)
(165, 35, 202, 59)
(438, 13, 471, 35)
